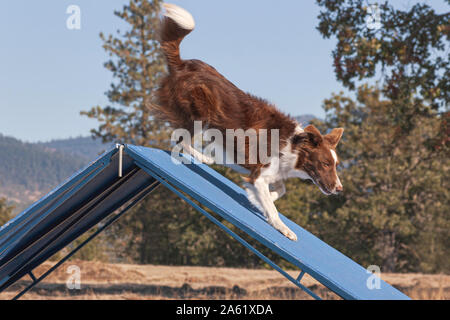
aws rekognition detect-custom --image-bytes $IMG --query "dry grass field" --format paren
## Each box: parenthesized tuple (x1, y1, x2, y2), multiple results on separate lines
(0, 260, 448, 300)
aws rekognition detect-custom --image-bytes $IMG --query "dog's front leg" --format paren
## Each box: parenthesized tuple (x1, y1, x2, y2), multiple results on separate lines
(245, 178, 297, 241)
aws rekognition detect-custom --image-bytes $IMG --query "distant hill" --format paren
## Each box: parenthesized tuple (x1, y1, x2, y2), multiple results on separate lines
(37, 136, 114, 160)
(0, 135, 109, 213)
(294, 114, 318, 126)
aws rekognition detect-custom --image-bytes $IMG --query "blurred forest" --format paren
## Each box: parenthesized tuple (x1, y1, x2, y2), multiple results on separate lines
(2, 0, 448, 274)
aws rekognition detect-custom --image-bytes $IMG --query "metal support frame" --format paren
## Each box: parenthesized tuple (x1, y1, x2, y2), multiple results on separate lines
(135, 161, 322, 300)
(12, 180, 160, 300)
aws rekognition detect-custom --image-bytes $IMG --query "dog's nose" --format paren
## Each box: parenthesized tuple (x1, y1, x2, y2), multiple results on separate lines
(335, 185, 343, 193)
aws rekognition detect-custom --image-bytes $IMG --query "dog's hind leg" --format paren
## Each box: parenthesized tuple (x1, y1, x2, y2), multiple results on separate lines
(269, 180, 286, 201)
(182, 141, 215, 164)
(180, 123, 216, 164)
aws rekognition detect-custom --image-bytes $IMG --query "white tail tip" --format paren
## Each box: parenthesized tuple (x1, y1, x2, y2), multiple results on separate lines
(163, 3, 195, 30)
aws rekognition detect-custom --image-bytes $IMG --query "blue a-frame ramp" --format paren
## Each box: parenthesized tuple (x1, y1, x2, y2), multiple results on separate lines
(0, 145, 409, 300)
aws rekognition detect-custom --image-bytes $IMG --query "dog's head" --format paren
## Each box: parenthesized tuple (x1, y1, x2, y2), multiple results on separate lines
(291, 125, 344, 195)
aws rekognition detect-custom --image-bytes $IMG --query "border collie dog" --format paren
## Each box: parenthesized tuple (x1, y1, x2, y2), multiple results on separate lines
(152, 4, 344, 241)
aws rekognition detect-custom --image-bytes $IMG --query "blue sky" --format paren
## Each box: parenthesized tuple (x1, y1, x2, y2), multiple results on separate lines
(0, 1, 447, 142)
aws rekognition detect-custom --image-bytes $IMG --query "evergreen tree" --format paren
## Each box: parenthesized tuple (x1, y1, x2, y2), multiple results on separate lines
(81, 0, 169, 147)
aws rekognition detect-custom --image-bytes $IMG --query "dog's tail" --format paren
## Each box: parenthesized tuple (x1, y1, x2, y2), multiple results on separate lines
(159, 3, 195, 71)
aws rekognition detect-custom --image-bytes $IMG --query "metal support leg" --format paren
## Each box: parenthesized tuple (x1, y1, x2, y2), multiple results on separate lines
(28, 271, 36, 282)
(118, 145, 124, 178)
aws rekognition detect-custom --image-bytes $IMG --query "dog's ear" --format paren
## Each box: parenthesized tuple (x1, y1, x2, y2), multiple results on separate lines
(292, 125, 323, 147)
(324, 128, 344, 148)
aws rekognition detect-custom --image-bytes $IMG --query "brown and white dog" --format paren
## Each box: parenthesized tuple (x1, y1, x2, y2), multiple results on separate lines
(152, 4, 344, 241)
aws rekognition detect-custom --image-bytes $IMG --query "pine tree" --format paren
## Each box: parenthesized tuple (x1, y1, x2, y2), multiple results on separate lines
(81, 0, 169, 147)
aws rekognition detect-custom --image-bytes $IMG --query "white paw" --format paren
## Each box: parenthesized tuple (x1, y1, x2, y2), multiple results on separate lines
(201, 155, 215, 165)
(270, 220, 298, 241)
(283, 228, 298, 241)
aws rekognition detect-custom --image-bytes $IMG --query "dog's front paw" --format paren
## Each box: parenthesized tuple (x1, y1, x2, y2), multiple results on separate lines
(201, 156, 215, 165)
(195, 153, 214, 164)
(283, 228, 298, 241)
(270, 219, 298, 241)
